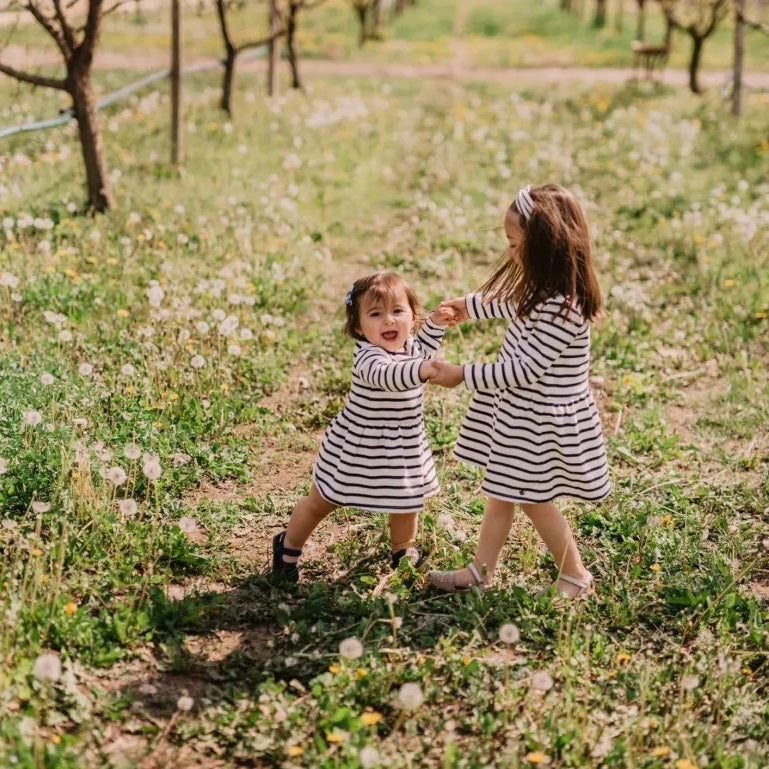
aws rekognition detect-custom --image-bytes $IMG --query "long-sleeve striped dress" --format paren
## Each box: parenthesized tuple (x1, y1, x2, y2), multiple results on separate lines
(454, 293, 611, 503)
(313, 317, 446, 513)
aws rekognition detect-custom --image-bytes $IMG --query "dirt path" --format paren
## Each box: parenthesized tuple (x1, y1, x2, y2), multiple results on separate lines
(3, 42, 769, 89)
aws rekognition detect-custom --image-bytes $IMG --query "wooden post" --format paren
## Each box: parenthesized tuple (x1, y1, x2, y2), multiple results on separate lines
(267, 0, 278, 97)
(171, 0, 181, 165)
(731, 0, 745, 116)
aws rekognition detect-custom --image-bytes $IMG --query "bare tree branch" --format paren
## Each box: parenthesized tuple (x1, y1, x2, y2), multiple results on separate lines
(52, 0, 76, 52)
(0, 60, 68, 89)
(744, 15, 769, 35)
(21, 0, 71, 58)
(103, 0, 136, 16)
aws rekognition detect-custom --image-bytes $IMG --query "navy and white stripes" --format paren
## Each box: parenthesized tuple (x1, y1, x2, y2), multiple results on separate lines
(454, 293, 611, 503)
(313, 318, 446, 513)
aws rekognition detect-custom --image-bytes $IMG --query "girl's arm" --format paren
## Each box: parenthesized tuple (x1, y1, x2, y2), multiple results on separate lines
(439, 294, 517, 322)
(463, 302, 585, 391)
(354, 346, 433, 391)
(414, 313, 450, 360)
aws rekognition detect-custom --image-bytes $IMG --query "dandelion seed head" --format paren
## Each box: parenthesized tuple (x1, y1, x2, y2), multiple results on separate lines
(106, 466, 127, 486)
(78, 363, 93, 376)
(359, 746, 381, 768)
(682, 674, 699, 691)
(58, 330, 73, 342)
(176, 694, 194, 711)
(119, 498, 138, 517)
(120, 363, 136, 377)
(531, 670, 554, 691)
(499, 623, 520, 645)
(124, 443, 141, 460)
(397, 682, 424, 710)
(33, 653, 61, 682)
(31, 501, 51, 514)
(177, 516, 198, 533)
(339, 637, 363, 660)
(22, 410, 43, 427)
(190, 355, 205, 369)
(142, 460, 162, 481)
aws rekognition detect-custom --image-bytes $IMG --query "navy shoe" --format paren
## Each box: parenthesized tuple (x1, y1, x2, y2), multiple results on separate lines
(272, 530, 302, 583)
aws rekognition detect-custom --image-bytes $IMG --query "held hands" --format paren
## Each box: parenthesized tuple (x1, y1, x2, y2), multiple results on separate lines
(427, 359, 464, 388)
(430, 298, 468, 327)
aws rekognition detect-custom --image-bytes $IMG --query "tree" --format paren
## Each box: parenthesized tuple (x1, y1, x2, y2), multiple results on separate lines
(635, 0, 648, 41)
(594, 0, 608, 27)
(658, 0, 730, 94)
(0, 0, 125, 211)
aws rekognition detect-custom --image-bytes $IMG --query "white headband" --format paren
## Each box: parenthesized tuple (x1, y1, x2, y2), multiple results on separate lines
(515, 185, 534, 220)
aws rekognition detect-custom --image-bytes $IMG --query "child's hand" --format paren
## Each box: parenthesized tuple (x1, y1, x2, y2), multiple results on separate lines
(430, 305, 458, 327)
(438, 298, 469, 324)
(429, 360, 464, 388)
(419, 359, 438, 382)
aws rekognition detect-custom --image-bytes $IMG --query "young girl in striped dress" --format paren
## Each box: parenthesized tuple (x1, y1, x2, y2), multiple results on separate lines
(427, 184, 611, 597)
(272, 271, 455, 583)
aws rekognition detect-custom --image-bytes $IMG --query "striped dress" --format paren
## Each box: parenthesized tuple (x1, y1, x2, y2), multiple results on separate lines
(454, 293, 611, 503)
(313, 318, 446, 513)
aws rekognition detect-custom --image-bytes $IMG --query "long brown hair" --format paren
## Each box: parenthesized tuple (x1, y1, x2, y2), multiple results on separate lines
(479, 184, 603, 322)
(343, 272, 424, 340)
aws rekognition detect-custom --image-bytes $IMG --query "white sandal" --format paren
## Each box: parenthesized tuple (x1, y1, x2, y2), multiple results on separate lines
(427, 562, 485, 593)
(555, 571, 593, 598)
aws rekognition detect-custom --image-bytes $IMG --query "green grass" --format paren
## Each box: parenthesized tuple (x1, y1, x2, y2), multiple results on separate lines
(1, 5, 769, 767)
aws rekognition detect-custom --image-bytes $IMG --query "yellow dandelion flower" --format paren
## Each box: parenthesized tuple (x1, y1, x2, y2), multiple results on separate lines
(106, 258, 118, 266)
(659, 515, 673, 527)
(606, 670, 617, 679)
(221, 383, 230, 392)
(325, 731, 345, 743)
(675, 760, 698, 769)
(723, 279, 734, 287)
(355, 668, 367, 679)
(51, 734, 61, 745)
(461, 656, 471, 665)
(742, 667, 752, 676)
(650, 563, 661, 572)
(152, 421, 163, 430)
(614, 652, 631, 665)
(124, 386, 135, 394)
(286, 745, 303, 756)
(754, 312, 767, 319)
(41, 574, 49, 584)
(168, 393, 179, 401)
(117, 309, 129, 317)
(63, 602, 77, 615)
(360, 711, 383, 726)
(32, 548, 43, 557)
(651, 746, 670, 757)
(525, 752, 549, 764)
(328, 664, 340, 674)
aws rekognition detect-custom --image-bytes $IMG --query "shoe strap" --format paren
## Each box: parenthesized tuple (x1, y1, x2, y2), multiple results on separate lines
(278, 532, 302, 557)
(467, 562, 483, 586)
(559, 571, 592, 589)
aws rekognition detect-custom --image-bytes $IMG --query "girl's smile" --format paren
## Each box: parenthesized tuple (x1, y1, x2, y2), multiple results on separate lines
(357, 288, 414, 352)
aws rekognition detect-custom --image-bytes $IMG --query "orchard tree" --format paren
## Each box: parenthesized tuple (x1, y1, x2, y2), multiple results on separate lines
(0, 0, 127, 211)
(658, 0, 730, 93)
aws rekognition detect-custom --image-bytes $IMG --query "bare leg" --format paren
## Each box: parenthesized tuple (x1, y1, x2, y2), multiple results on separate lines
(448, 496, 517, 588)
(388, 512, 418, 553)
(520, 501, 589, 597)
(282, 483, 338, 562)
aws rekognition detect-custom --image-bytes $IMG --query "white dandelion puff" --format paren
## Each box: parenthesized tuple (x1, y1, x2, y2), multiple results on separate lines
(142, 460, 162, 481)
(190, 355, 205, 369)
(177, 516, 198, 533)
(106, 466, 127, 486)
(397, 682, 424, 710)
(338, 637, 363, 660)
(33, 653, 62, 682)
(359, 746, 381, 769)
(176, 694, 194, 711)
(120, 363, 136, 377)
(58, 330, 72, 342)
(31, 501, 51, 514)
(531, 670, 554, 691)
(498, 623, 520, 645)
(78, 363, 93, 377)
(22, 410, 43, 427)
(118, 498, 138, 517)
(40, 373, 55, 386)
(124, 443, 141, 460)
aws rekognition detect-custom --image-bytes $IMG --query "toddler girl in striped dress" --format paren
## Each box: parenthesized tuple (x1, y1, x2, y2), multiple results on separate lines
(272, 271, 455, 583)
(427, 184, 611, 597)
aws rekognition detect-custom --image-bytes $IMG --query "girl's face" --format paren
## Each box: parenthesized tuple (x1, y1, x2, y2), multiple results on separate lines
(504, 211, 525, 266)
(356, 287, 414, 353)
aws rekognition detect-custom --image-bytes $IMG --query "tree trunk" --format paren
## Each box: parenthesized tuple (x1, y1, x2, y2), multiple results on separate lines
(594, 0, 607, 27)
(286, 3, 302, 89)
(171, 0, 181, 165)
(731, 0, 745, 116)
(614, 0, 623, 32)
(635, 0, 646, 40)
(69, 73, 112, 212)
(267, 0, 278, 96)
(371, 0, 383, 39)
(689, 34, 704, 93)
(356, 6, 368, 46)
(221, 50, 236, 113)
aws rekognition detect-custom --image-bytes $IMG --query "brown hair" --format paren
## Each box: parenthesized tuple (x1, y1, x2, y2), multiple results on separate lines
(343, 272, 424, 340)
(479, 184, 603, 322)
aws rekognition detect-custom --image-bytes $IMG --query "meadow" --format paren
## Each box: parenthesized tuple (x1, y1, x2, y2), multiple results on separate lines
(1, 1, 768, 767)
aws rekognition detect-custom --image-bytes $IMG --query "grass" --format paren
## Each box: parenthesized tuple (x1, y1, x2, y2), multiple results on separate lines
(1, 4, 769, 768)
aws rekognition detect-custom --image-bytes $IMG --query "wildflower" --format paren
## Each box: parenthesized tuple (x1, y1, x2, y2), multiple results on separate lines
(355, 668, 367, 679)
(195, 321, 210, 335)
(31, 501, 51, 514)
(190, 355, 205, 369)
(124, 443, 141, 460)
(397, 682, 424, 710)
(40, 373, 54, 386)
(106, 467, 127, 486)
(138, 683, 158, 695)
(119, 499, 138, 518)
(755, 312, 767, 319)
(88, 230, 101, 244)
(325, 731, 346, 743)
(146, 283, 164, 307)
(651, 747, 670, 757)
(142, 460, 162, 481)
(681, 674, 699, 691)
(614, 652, 631, 665)
(33, 653, 61, 682)
(359, 746, 381, 768)
(499, 623, 520, 644)
(120, 363, 136, 377)
(328, 664, 341, 674)
(0, 271, 20, 287)
(531, 671, 554, 691)
(650, 563, 661, 572)
(525, 752, 550, 764)
(78, 363, 93, 377)
(176, 694, 194, 711)
(22, 410, 43, 427)
(674, 761, 699, 769)
(177, 516, 198, 533)
(227, 344, 241, 356)
(339, 637, 363, 660)
(437, 513, 454, 530)
(63, 602, 77, 615)
(2, 519, 18, 530)
(58, 330, 72, 342)
(218, 315, 239, 336)
(286, 745, 303, 757)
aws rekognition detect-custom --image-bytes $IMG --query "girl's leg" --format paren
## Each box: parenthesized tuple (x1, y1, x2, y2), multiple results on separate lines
(282, 483, 338, 563)
(447, 496, 517, 588)
(388, 512, 418, 554)
(519, 501, 590, 597)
